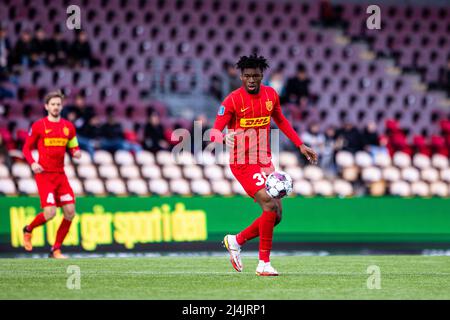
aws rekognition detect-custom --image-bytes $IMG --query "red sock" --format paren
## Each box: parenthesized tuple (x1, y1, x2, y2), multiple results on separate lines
(26, 213, 47, 232)
(259, 211, 277, 263)
(52, 218, 72, 251)
(236, 217, 260, 245)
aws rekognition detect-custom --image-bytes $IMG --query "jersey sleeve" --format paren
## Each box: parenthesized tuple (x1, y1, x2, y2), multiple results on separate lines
(271, 90, 303, 147)
(66, 121, 80, 156)
(210, 95, 235, 144)
(22, 121, 40, 165)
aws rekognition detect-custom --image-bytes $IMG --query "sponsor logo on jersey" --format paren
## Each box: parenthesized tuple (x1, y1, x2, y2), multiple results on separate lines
(44, 138, 68, 146)
(266, 100, 273, 112)
(60, 194, 73, 202)
(218, 105, 225, 116)
(240, 116, 270, 127)
(46, 193, 55, 204)
(45, 129, 52, 134)
(63, 126, 69, 136)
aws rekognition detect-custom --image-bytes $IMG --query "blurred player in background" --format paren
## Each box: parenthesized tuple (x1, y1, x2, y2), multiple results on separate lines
(22, 91, 81, 259)
(211, 54, 317, 276)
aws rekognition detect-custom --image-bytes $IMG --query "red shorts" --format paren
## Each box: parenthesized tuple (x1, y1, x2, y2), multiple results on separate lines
(230, 162, 275, 198)
(35, 172, 75, 208)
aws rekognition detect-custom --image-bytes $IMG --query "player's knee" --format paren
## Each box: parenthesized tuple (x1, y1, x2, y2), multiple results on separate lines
(64, 207, 76, 220)
(261, 198, 278, 212)
(44, 207, 57, 220)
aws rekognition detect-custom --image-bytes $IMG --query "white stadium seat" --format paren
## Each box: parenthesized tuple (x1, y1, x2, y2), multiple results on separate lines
(421, 168, 439, 183)
(119, 165, 141, 179)
(114, 150, 135, 166)
(141, 164, 161, 179)
(411, 181, 430, 197)
(440, 168, 450, 183)
(342, 167, 359, 182)
(77, 164, 98, 179)
(355, 151, 373, 168)
(0, 164, 10, 178)
(204, 165, 224, 181)
(223, 166, 235, 180)
(162, 165, 182, 179)
(284, 167, 303, 180)
(0, 178, 17, 195)
(196, 151, 217, 165)
(393, 152, 411, 168)
(333, 179, 353, 197)
(313, 180, 334, 196)
(69, 179, 84, 195)
(98, 164, 119, 179)
(135, 150, 155, 165)
(279, 152, 298, 167)
(72, 150, 92, 165)
(191, 179, 211, 195)
(401, 167, 420, 182)
(374, 152, 391, 167)
(293, 179, 313, 196)
(174, 152, 195, 165)
(183, 165, 203, 180)
(18, 178, 38, 194)
(303, 165, 324, 181)
(232, 180, 247, 195)
(211, 180, 232, 195)
(412, 154, 431, 169)
(93, 150, 114, 165)
(12, 163, 32, 178)
(105, 179, 127, 195)
(335, 151, 355, 168)
(148, 179, 169, 195)
(430, 182, 448, 197)
(431, 154, 448, 169)
(156, 150, 175, 165)
(84, 179, 105, 195)
(362, 166, 382, 182)
(170, 179, 191, 195)
(390, 181, 411, 197)
(127, 179, 149, 195)
(382, 167, 401, 182)
(64, 165, 76, 178)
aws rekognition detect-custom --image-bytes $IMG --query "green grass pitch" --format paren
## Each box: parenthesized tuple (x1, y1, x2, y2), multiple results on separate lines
(0, 255, 449, 299)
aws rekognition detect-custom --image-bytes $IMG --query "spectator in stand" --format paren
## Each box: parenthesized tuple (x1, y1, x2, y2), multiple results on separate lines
(336, 123, 363, 153)
(99, 109, 142, 153)
(11, 30, 36, 67)
(70, 31, 97, 68)
(31, 27, 50, 66)
(301, 122, 325, 165)
(362, 121, 389, 158)
(224, 60, 241, 93)
(321, 126, 338, 176)
(283, 63, 311, 105)
(62, 94, 95, 129)
(77, 115, 101, 159)
(47, 29, 69, 68)
(143, 110, 169, 152)
(265, 68, 285, 96)
(0, 27, 12, 80)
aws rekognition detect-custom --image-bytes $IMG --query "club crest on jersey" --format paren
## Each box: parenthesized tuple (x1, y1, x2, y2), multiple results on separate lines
(218, 105, 225, 116)
(63, 126, 69, 136)
(266, 100, 273, 112)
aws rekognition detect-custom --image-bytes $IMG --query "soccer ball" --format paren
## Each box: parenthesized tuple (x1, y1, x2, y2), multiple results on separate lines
(265, 171, 293, 199)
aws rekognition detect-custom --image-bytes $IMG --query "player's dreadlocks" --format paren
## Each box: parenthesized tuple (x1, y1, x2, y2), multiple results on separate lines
(236, 53, 269, 72)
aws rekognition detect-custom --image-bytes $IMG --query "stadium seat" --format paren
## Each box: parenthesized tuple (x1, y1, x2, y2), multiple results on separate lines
(141, 164, 162, 179)
(401, 167, 420, 182)
(12, 163, 32, 178)
(84, 179, 106, 195)
(303, 165, 324, 181)
(114, 150, 135, 166)
(421, 168, 439, 183)
(162, 165, 182, 179)
(72, 150, 92, 165)
(341, 167, 359, 182)
(0, 164, 10, 178)
(98, 164, 120, 179)
(77, 164, 98, 179)
(232, 180, 247, 195)
(412, 153, 431, 169)
(382, 167, 401, 182)
(135, 150, 155, 165)
(211, 180, 232, 195)
(335, 151, 355, 168)
(190, 179, 211, 195)
(223, 165, 235, 180)
(204, 165, 224, 181)
(183, 165, 203, 179)
(362, 166, 382, 182)
(374, 152, 392, 167)
(293, 179, 313, 196)
(430, 181, 448, 197)
(390, 181, 411, 197)
(126, 179, 149, 195)
(18, 178, 38, 194)
(313, 180, 334, 196)
(411, 181, 430, 197)
(369, 181, 387, 196)
(431, 154, 449, 169)
(284, 167, 303, 180)
(69, 179, 84, 195)
(355, 151, 373, 167)
(149, 179, 169, 195)
(440, 168, 450, 183)
(156, 150, 175, 165)
(333, 179, 353, 196)
(393, 152, 411, 168)
(119, 165, 141, 179)
(0, 178, 17, 195)
(175, 152, 196, 165)
(170, 179, 191, 195)
(105, 178, 127, 195)
(64, 165, 76, 179)
(196, 151, 217, 165)
(93, 150, 114, 165)
(279, 151, 299, 167)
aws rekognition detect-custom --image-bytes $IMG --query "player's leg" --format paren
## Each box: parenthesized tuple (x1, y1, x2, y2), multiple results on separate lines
(253, 188, 280, 276)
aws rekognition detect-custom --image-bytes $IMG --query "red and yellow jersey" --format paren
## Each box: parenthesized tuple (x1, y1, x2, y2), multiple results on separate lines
(22, 117, 79, 173)
(211, 85, 302, 164)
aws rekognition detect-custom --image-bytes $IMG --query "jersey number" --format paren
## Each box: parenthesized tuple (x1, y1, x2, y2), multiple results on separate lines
(253, 172, 267, 186)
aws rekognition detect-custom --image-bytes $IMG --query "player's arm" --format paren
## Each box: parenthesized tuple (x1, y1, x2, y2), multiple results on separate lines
(271, 93, 318, 164)
(210, 98, 236, 147)
(67, 123, 81, 159)
(22, 122, 44, 173)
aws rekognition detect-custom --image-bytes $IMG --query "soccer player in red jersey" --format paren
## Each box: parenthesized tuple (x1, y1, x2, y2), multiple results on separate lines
(211, 54, 317, 276)
(22, 91, 81, 259)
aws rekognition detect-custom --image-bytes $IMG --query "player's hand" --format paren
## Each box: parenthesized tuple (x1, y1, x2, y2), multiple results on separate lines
(224, 131, 241, 148)
(73, 150, 82, 159)
(31, 162, 44, 174)
(299, 144, 318, 164)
